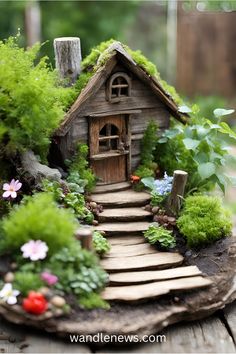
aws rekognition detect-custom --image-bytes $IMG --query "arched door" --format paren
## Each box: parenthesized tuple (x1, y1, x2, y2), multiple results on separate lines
(89, 115, 129, 184)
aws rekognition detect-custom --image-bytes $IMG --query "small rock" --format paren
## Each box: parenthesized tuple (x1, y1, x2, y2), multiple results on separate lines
(51, 296, 66, 308)
(152, 206, 159, 214)
(163, 215, 169, 222)
(4, 272, 15, 283)
(10, 262, 17, 271)
(174, 296, 180, 302)
(153, 215, 159, 222)
(168, 217, 176, 225)
(92, 220, 99, 226)
(144, 204, 152, 212)
(54, 308, 64, 316)
(185, 250, 192, 257)
(90, 201, 97, 208)
(100, 231, 106, 236)
(39, 287, 51, 296)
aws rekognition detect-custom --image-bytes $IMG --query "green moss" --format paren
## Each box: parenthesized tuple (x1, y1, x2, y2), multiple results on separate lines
(177, 195, 232, 248)
(74, 71, 93, 96)
(2, 193, 77, 255)
(81, 39, 116, 71)
(79, 292, 110, 310)
(13, 272, 43, 296)
(159, 79, 183, 105)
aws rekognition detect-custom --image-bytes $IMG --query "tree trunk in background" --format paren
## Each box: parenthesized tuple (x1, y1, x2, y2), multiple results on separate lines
(25, 0, 41, 47)
(166, 0, 177, 84)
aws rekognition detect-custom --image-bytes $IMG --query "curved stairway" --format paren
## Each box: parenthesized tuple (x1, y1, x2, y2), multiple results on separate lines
(91, 183, 212, 302)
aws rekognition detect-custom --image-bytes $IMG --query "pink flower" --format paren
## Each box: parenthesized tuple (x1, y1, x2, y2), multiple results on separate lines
(2, 179, 22, 199)
(21, 240, 48, 261)
(41, 272, 58, 286)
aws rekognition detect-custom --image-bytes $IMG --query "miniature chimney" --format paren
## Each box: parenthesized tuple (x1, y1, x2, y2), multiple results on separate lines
(53, 37, 82, 85)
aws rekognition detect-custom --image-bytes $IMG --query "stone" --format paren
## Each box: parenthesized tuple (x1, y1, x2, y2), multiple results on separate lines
(90, 201, 97, 208)
(152, 206, 160, 214)
(4, 272, 15, 283)
(51, 296, 66, 308)
(92, 220, 99, 226)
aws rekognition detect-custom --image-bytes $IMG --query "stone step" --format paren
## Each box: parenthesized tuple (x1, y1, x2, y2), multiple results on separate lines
(98, 207, 152, 222)
(93, 182, 131, 194)
(108, 265, 202, 285)
(105, 242, 157, 258)
(108, 235, 147, 246)
(102, 276, 212, 302)
(94, 221, 150, 236)
(101, 252, 184, 272)
(91, 190, 150, 208)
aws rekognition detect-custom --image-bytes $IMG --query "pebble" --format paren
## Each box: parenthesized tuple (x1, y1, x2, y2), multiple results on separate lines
(39, 287, 50, 296)
(10, 263, 17, 271)
(90, 201, 97, 208)
(92, 220, 99, 226)
(152, 206, 159, 214)
(4, 272, 15, 283)
(51, 296, 66, 308)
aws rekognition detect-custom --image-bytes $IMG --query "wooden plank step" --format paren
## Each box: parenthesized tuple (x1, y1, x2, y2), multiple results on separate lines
(98, 207, 152, 222)
(93, 182, 131, 194)
(102, 276, 212, 301)
(105, 242, 157, 258)
(101, 252, 184, 272)
(91, 190, 150, 207)
(108, 265, 202, 285)
(94, 221, 150, 235)
(108, 235, 147, 246)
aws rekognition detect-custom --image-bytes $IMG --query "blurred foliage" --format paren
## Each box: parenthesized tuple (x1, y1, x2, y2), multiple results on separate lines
(183, 1, 236, 11)
(191, 96, 227, 119)
(0, 1, 139, 62)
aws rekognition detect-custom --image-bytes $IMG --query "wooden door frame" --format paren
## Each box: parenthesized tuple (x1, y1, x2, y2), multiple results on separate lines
(88, 113, 131, 183)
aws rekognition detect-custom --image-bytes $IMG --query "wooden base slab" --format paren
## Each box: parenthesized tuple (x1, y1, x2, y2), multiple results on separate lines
(0, 238, 235, 341)
(91, 190, 150, 207)
(98, 207, 152, 222)
(94, 221, 150, 235)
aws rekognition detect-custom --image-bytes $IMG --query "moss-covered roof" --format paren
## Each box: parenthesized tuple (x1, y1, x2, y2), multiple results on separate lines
(57, 40, 186, 136)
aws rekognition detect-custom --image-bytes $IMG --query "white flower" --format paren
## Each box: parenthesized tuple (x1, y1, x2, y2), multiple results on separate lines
(0, 283, 20, 305)
(21, 240, 49, 261)
(2, 179, 22, 199)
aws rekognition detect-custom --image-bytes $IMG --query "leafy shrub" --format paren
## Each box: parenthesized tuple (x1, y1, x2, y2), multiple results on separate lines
(144, 223, 176, 249)
(79, 292, 110, 310)
(156, 107, 236, 193)
(68, 144, 96, 192)
(0, 35, 74, 159)
(93, 231, 110, 256)
(13, 272, 43, 296)
(41, 179, 94, 224)
(47, 242, 108, 308)
(135, 121, 158, 178)
(177, 195, 232, 248)
(2, 193, 76, 255)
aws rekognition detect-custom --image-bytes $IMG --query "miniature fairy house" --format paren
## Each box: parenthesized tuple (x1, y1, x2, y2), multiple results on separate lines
(53, 39, 187, 184)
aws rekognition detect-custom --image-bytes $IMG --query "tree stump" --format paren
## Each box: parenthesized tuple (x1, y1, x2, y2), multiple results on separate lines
(53, 37, 82, 85)
(76, 227, 93, 251)
(167, 170, 188, 216)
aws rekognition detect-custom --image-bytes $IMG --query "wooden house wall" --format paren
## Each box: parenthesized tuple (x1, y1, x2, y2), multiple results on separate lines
(57, 67, 171, 170)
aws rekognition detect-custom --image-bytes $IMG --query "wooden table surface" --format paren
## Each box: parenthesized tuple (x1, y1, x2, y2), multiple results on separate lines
(0, 301, 235, 353)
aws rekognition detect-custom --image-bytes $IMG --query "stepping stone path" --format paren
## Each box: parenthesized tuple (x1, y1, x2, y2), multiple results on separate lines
(91, 183, 212, 302)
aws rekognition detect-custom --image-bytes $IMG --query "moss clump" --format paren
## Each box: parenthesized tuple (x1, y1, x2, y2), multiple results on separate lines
(177, 195, 232, 248)
(81, 39, 116, 71)
(2, 193, 77, 255)
(13, 272, 43, 296)
(74, 71, 93, 97)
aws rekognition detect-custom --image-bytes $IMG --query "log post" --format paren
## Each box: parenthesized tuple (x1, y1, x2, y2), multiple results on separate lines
(167, 170, 188, 216)
(76, 227, 93, 251)
(53, 37, 82, 85)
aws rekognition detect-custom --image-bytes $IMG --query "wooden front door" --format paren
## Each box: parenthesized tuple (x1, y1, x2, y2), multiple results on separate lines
(89, 115, 129, 184)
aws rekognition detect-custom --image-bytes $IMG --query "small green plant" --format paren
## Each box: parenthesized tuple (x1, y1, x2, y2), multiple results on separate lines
(79, 292, 110, 310)
(144, 223, 176, 249)
(13, 272, 43, 296)
(2, 193, 77, 255)
(41, 179, 94, 224)
(93, 231, 111, 256)
(156, 106, 236, 193)
(47, 241, 108, 309)
(177, 195, 232, 248)
(68, 144, 96, 192)
(0, 35, 74, 159)
(135, 121, 158, 179)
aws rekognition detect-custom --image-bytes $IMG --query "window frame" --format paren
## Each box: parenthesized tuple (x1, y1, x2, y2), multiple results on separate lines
(106, 72, 131, 103)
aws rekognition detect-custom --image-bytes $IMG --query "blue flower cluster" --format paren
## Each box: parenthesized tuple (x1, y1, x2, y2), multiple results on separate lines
(153, 172, 173, 196)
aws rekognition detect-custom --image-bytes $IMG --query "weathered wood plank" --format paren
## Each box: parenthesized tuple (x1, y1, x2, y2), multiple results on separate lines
(108, 265, 202, 284)
(98, 207, 152, 222)
(102, 276, 212, 301)
(105, 242, 157, 258)
(107, 235, 147, 246)
(91, 190, 150, 207)
(101, 252, 184, 271)
(94, 221, 150, 235)
(223, 301, 236, 343)
(93, 182, 131, 194)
